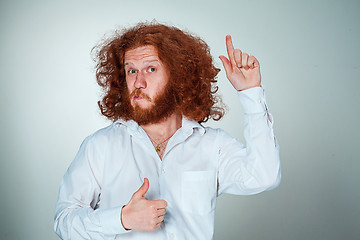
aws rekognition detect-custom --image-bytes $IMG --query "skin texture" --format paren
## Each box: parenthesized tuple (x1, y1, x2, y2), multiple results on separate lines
(121, 36, 261, 231)
(124, 46, 170, 110)
(123, 45, 179, 126)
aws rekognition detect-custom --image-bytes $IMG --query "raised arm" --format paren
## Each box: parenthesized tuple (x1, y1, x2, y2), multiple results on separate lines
(217, 35, 281, 196)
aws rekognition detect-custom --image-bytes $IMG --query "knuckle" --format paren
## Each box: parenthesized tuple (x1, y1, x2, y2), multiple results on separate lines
(150, 219, 158, 226)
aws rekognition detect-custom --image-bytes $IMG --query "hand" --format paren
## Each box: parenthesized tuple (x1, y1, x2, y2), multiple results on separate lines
(219, 35, 261, 91)
(121, 178, 167, 231)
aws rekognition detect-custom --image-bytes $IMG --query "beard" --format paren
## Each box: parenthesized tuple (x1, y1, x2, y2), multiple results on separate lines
(125, 82, 177, 125)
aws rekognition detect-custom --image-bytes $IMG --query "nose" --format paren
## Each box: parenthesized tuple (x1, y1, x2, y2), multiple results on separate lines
(134, 71, 147, 89)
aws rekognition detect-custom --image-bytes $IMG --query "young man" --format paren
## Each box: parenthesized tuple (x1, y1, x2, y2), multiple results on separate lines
(54, 22, 281, 240)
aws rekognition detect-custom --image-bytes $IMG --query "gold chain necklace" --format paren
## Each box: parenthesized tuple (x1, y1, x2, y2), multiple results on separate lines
(149, 133, 174, 153)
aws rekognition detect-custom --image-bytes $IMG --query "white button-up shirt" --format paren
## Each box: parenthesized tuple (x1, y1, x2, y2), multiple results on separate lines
(54, 87, 281, 240)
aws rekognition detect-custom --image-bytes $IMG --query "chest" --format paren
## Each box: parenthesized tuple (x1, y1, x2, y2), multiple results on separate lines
(98, 133, 219, 211)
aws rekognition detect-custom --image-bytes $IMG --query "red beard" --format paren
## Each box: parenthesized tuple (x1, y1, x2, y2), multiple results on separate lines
(126, 82, 177, 125)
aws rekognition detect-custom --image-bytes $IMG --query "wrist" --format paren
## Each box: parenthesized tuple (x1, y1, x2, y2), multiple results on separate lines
(120, 205, 131, 231)
(237, 83, 261, 91)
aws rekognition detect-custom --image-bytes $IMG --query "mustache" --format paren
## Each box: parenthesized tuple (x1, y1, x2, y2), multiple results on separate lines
(130, 89, 151, 101)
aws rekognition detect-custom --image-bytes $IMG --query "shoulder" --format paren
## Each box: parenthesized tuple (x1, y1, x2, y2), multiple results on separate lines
(88, 121, 128, 140)
(202, 125, 230, 138)
(202, 126, 243, 149)
(81, 121, 129, 150)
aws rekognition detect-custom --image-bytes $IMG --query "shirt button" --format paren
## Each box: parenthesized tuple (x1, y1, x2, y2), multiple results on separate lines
(169, 233, 175, 238)
(162, 169, 166, 174)
(257, 99, 261, 104)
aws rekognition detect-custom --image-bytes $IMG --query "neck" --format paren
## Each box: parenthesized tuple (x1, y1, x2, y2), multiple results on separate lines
(140, 112, 182, 139)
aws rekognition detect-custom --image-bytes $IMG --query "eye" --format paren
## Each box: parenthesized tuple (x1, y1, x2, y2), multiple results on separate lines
(128, 69, 137, 75)
(148, 67, 156, 73)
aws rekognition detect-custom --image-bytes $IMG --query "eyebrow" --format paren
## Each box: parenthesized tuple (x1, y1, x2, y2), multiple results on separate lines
(124, 59, 160, 66)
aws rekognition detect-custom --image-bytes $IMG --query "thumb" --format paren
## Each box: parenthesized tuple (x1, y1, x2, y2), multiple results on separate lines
(219, 55, 232, 76)
(134, 178, 149, 198)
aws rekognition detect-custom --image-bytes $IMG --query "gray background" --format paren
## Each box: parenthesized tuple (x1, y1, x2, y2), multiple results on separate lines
(1, 0, 359, 239)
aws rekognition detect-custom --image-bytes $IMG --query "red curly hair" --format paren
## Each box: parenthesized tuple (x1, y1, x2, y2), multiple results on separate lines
(92, 22, 225, 123)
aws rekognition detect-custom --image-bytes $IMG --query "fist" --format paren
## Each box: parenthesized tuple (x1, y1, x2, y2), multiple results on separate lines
(121, 178, 167, 231)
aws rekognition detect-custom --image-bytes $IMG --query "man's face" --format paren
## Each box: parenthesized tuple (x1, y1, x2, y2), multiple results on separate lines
(124, 45, 169, 110)
(124, 45, 176, 125)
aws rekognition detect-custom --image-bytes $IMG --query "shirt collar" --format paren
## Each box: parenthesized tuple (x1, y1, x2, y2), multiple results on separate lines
(114, 118, 145, 138)
(181, 116, 205, 136)
(114, 116, 205, 137)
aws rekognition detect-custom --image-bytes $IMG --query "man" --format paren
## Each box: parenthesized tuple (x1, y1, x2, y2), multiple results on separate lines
(54, 22, 281, 240)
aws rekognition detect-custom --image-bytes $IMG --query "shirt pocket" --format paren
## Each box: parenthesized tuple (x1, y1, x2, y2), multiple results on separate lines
(181, 170, 216, 215)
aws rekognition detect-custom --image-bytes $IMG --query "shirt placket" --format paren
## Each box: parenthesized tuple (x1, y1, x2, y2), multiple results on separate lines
(158, 128, 195, 239)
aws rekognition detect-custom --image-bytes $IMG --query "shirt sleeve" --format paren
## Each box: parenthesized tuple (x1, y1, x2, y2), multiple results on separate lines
(217, 86, 281, 196)
(54, 135, 129, 240)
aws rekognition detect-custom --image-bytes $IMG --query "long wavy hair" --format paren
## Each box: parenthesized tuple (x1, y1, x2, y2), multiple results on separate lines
(92, 22, 225, 123)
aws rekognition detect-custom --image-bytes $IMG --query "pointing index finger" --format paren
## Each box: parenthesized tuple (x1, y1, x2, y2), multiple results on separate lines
(225, 35, 236, 69)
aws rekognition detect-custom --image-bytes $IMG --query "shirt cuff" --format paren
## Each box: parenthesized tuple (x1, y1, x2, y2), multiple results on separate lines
(237, 86, 267, 114)
(99, 206, 130, 234)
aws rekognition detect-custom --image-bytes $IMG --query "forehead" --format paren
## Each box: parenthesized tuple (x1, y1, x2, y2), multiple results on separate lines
(124, 45, 159, 63)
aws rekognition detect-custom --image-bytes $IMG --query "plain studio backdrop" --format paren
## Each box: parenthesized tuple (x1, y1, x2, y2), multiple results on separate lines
(0, 0, 359, 239)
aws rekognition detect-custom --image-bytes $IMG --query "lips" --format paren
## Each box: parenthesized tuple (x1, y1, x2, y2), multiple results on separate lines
(133, 95, 142, 100)
(130, 89, 151, 102)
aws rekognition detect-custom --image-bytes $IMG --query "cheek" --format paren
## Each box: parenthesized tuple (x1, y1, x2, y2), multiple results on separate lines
(125, 79, 133, 92)
(158, 79, 169, 92)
